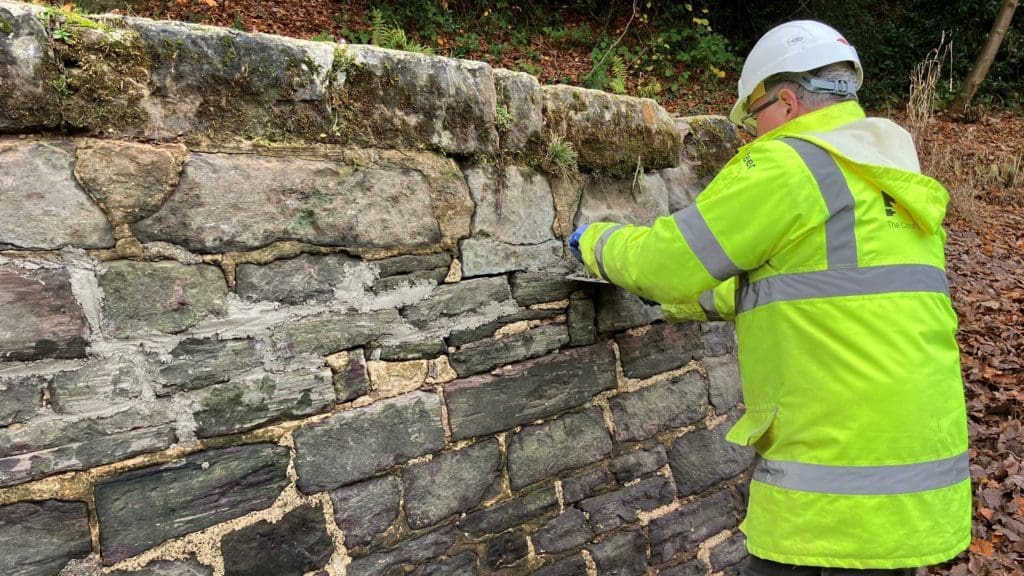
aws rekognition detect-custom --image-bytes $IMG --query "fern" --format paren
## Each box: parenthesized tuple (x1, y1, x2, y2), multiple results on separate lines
(369, 8, 434, 55)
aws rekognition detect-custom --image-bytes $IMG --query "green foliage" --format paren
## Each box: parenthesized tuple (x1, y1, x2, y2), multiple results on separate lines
(545, 136, 579, 180)
(495, 104, 515, 132)
(369, 8, 435, 55)
(310, 30, 336, 43)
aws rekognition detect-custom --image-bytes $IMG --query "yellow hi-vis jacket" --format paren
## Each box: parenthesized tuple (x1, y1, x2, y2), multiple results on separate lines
(578, 101, 971, 568)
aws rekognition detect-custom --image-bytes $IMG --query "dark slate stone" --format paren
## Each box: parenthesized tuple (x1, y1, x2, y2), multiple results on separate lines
(401, 277, 513, 329)
(376, 337, 447, 361)
(330, 475, 400, 549)
(0, 500, 92, 576)
(610, 445, 668, 484)
(346, 526, 456, 576)
(700, 322, 736, 358)
(294, 391, 445, 493)
(668, 418, 754, 497)
(648, 490, 736, 564)
(404, 439, 502, 529)
(445, 343, 616, 440)
(532, 508, 593, 554)
(578, 476, 675, 533)
(445, 308, 560, 348)
(95, 444, 291, 565)
(334, 348, 371, 403)
(449, 324, 570, 377)
(0, 3, 62, 131)
(615, 322, 701, 380)
(610, 371, 708, 442)
(567, 295, 596, 346)
(157, 337, 262, 395)
(588, 530, 647, 576)
(272, 309, 402, 358)
(529, 554, 588, 576)
(507, 409, 612, 490)
(373, 254, 454, 278)
(709, 532, 747, 572)
(221, 503, 333, 576)
(408, 552, 478, 576)
(236, 254, 360, 304)
(110, 558, 213, 576)
(459, 486, 558, 537)
(560, 466, 614, 503)
(371, 269, 449, 294)
(48, 354, 144, 415)
(510, 269, 578, 307)
(657, 559, 707, 576)
(595, 285, 662, 332)
(0, 266, 89, 362)
(485, 531, 529, 569)
(706, 355, 742, 414)
(0, 374, 45, 426)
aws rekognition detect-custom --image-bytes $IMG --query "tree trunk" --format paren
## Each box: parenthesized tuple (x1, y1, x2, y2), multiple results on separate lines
(950, 0, 1020, 114)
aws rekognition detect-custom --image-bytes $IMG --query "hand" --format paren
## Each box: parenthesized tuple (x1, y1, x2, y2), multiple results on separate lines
(568, 224, 589, 262)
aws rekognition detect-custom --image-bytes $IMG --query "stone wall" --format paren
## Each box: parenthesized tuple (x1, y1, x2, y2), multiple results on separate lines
(0, 2, 747, 575)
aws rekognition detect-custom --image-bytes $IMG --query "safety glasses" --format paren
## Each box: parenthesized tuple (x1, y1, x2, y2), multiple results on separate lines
(740, 95, 779, 135)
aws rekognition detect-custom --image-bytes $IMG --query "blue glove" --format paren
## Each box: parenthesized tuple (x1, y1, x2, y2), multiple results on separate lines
(568, 224, 589, 262)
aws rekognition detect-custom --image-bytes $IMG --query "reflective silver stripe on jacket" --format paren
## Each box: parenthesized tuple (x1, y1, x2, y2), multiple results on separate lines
(699, 289, 722, 320)
(754, 451, 970, 495)
(736, 264, 950, 313)
(594, 224, 625, 281)
(673, 206, 744, 281)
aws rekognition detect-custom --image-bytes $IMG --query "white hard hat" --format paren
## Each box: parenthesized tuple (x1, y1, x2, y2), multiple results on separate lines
(729, 20, 863, 128)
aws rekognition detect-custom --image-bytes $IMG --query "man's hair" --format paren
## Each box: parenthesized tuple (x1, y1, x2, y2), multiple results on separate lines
(765, 62, 859, 110)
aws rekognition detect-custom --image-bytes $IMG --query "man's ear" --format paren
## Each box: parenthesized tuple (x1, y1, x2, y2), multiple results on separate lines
(778, 88, 802, 121)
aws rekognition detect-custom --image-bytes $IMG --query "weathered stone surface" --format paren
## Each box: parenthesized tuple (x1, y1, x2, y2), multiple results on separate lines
(74, 140, 185, 227)
(345, 526, 456, 576)
(542, 85, 680, 177)
(273, 309, 402, 357)
(588, 530, 647, 576)
(0, 2, 61, 131)
(494, 68, 544, 155)
(615, 322, 701, 380)
(404, 439, 501, 529)
(0, 140, 113, 249)
(611, 445, 668, 483)
(375, 336, 446, 361)
(408, 552, 478, 576)
(190, 365, 335, 437)
(110, 558, 213, 576)
(610, 371, 708, 442)
(532, 507, 593, 555)
(531, 556, 588, 576)
(561, 465, 614, 504)
(332, 348, 371, 403)
(401, 276, 516, 330)
(330, 475, 400, 549)
(510, 268, 577, 307)
(0, 265, 90, 363)
(706, 354, 742, 413)
(567, 294, 596, 346)
(95, 443, 290, 565)
(459, 486, 558, 537)
(701, 321, 736, 358)
(459, 236, 564, 277)
(579, 476, 675, 533)
(465, 164, 555, 245)
(236, 254, 361, 305)
(294, 390, 445, 493)
(574, 173, 669, 229)
(221, 503, 333, 576)
(0, 374, 45, 425)
(445, 308, 560, 348)
(668, 417, 754, 496)
(658, 559, 707, 576)
(445, 343, 616, 440)
(595, 284, 663, 332)
(157, 337, 263, 395)
(709, 532, 747, 572)
(508, 409, 612, 490)
(649, 490, 737, 564)
(369, 253, 452, 295)
(485, 530, 529, 569)
(661, 116, 741, 212)
(50, 353, 145, 415)
(0, 403, 176, 487)
(0, 500, 92, 576)
(335, 44, 498, 155)
(99, 261, 228, 336)
(449, 324, 570, 377)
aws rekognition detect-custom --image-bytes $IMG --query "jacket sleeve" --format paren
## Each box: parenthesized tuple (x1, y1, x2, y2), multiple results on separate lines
(662, 277, 737, 323)
(578, 140, 829, 305)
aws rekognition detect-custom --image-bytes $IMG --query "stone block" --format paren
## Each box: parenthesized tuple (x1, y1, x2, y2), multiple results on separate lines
(331, 348, 371, 403)
(375, 337, 447, 361)
(445, 308, 560, 348)
(221, 504, 333, 576)
(610, 445, 668, 483)
(706, 354, 742, 413)
(293, 390, 445, 493)
(529, 554, 588, 576)
(345, 526, 456, 576)
(0, 374, 45, 425)
(449, 324, 570, 377)
(587, 530, 648, 576)
(595, 284, 663, 332)
(610, 371, 707, 442)
(236, 254, 361, 305)
(657, 559, 707, 576)
(648, 490, 736, 564)
(510, 268, 578, 307)
(709, 532, 747, 572)
(615, 322, 701, 380)
(459, 236, 564, 278)
(494, 68, 544, 155)
(401, 276, 516, 330)
(272, 309, 401, 357)
(578, 476, 675, 533)
(0, 500, 92, 576)
(574, 173, 669, 229)
(560, 465, 614, 503)
(330, 475, 400, 549)
(465, 164, 555, 245)
(668, 417, 754, 496)
(662, 116, 741, 212)
(567, 294, 596, 346)
(0, 2, 62, 131)
(458, 486, 558, 537)
(0, 265, 90, 362)
(157, 337, 263, 395)
(408, 552, 478, 576)
(444, 343, 616, 440)
(485, 530, 529, 570)
(532, 507, 593, 555)
(99, 260, 228, 336)
(700, 321, 736, 358)
(403, 439, 502, 529)
(507, 409, 612, 490)
(95, 443, 290, 565)
(49, 353, 145, 415)
(110, 558, 213, 576)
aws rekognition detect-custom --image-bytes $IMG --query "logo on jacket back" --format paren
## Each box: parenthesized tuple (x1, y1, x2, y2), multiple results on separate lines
(881, 191, 919, 230)
(882, 191, 897, 217)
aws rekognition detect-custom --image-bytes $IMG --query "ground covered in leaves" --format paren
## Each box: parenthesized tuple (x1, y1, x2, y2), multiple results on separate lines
(109, 2, 1024, 573)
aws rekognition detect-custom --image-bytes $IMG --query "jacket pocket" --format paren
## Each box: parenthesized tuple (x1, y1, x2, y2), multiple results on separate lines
(726, 407, 777, 447)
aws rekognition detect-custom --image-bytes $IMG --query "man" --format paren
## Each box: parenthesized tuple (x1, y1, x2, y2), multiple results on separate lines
(569, 20, 971, 576)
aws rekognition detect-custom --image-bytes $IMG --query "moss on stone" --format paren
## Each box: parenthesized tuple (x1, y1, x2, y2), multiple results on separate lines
(0, 17, 13, 35)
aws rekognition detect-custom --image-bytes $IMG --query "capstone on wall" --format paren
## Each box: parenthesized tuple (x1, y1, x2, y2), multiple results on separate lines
(0, 1, 746, 575)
